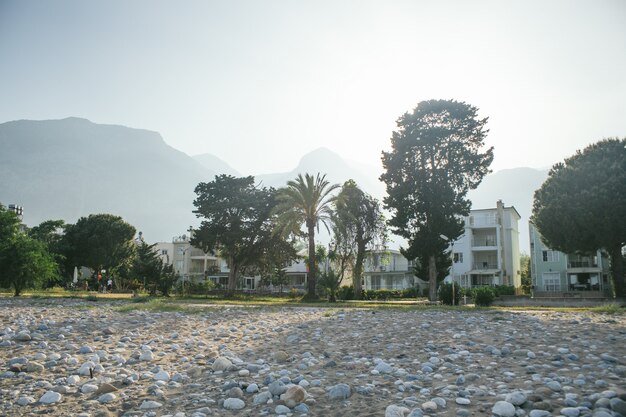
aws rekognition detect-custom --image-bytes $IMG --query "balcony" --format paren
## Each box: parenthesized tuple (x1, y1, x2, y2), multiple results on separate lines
(567, 260, 598, 268)
(473, 262, 498, 270)
(468, 215, 499, 228)
(472, 236, 497, 247)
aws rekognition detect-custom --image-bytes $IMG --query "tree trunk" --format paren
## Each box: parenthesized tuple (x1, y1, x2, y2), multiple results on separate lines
(227, 258, 238, 296)
(353, 242, 365, 300)
(609, 245, 625, 298)
(307, 225, 317, 299)
(428, 254, 437, 302)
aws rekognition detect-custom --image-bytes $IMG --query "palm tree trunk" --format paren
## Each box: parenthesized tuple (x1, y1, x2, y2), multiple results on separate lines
(307, 225, 316, 298)
(428, 254, 437, 302)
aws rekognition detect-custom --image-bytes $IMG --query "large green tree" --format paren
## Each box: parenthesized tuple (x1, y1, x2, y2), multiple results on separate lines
(28, 219, 66, 286)
(274, 173, 339, 299)
(532, 138, 626, 297)
(0, 206, 57, 296)
(334, 180, 387, 299)
(0, 233, 57, 296)
(61, 214, 136, 285)
(192, 175, 296, 294)
(381, 99, 493, 301)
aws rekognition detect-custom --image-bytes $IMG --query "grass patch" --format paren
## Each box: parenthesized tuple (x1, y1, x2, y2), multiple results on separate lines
(589, 303, 624, 314)
(85, 295, 98, 302)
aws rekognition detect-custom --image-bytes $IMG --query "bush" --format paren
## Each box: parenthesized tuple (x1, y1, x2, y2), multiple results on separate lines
(337, 286, 355, 300)
(421, 287, 429, 297)
(401, 287, 420, 298)
(437, 282, 461, 305)
(493, 285, 515, 296)
(474, 287, 495, 306)
(289, 287, 300, 299)
(85, 295, 98, 302)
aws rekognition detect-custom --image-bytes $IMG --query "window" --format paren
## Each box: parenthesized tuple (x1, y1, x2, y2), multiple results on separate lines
(542, 250, 559, 262)
(176, 260, 184, 272)
(453, 253, 463, 263)
(543, 273, 560, 291)
(370, 276, 381, 290)
(161, 249, 168, 255)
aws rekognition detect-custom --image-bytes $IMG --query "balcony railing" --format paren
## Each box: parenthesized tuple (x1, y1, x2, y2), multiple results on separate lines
(472, 237, 497, 246)
(568, 261, 598, 268)
(473, 262, 498, 270)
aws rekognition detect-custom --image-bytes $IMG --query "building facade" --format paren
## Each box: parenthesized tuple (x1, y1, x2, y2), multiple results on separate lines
(155, 232, 308, 292)
(529, 222, 611, 295)
(446, 200, 522, 289)
(363, 248, 426, 291)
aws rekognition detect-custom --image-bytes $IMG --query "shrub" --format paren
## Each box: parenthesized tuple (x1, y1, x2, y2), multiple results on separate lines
(493, 285, 515, 296)
(289, 287, 300, 299)
(474, 287, 495, 306)
(85, 295, 98, 302)
(337, 286, 355, 300)
(437, 282, 461, 305)
(401, 287, 420, 298)
(421, 287, 429, 297)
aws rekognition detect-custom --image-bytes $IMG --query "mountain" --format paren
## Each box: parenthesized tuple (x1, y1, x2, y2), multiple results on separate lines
(193, 153, 241, 177)
(0, 117, 215, 241)
(256, 147, 386, 197)
(0, 118, 548, 252)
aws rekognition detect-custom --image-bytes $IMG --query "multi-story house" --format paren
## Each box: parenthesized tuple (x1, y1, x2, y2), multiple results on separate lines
(529, 222, 611, 295)
(155, 231, 308, 291)
(363, 248, 426, 291)
(446, 200, 522, 290)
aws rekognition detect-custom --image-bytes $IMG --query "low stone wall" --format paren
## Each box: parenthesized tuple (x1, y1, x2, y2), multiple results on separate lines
(493, 295, 625, 307)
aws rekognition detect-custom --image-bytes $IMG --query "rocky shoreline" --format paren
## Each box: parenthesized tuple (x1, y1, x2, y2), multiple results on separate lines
(1, 298, 625, 416)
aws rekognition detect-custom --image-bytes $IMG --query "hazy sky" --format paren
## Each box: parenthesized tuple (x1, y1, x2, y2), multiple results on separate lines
(1, 0, 625, 175)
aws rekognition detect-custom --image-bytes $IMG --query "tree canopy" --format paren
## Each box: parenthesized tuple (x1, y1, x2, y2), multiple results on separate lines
(274, 173, 339, 299)
(0, 204, 57, 296)
(532, 138, 626, 297)
(61, 214, 136, 282)
(380, 99, 493, 301)
(334, 180, 386, 299)
(192, 175, 297, 293)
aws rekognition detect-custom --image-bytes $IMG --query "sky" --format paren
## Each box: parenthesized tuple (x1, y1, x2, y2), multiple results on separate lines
(1, 0, 625, 175)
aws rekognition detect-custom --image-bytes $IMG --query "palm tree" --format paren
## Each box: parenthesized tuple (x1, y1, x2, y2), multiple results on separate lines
(274, 173, 339, 299)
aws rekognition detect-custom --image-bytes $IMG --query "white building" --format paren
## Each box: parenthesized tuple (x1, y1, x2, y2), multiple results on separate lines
(363, 248, 426, 291)
(155, 231, 308, 292)
(446, 200, 521, 289)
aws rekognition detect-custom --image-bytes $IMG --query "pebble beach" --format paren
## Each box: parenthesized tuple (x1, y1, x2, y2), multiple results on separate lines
(1, 298, 625, 417)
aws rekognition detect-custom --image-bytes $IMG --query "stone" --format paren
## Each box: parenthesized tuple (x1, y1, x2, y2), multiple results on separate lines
(281, 385, 307, 408)
(154, 370, 170, 381)
(98, 393, 116, 404)
(528, 411, 551, 417)
(26, 362, 45, 372)
(139, 350, 154, 361)
(223, 398, 245, 410)
(17, 396, 35, 406)
(253, 391, 272, 405)
(492, 401, 516, 417)
(81, 384, 99, 394)
(610, 398, 626, 415)
(294, 403, 310, 413)
(273, 351, 289, 363)
(505, 391, 527, 406)
(39, 391, 62, 404)
(269, 380, 288, 396)
(328, 383, 351, 400)
(456, 398, 471, 405)
(275, 404, 291, 414)
(94, 383, 118, 394)
(212, 357, 232, 372)
(560, 407, 580, 417)
(422, 401, 437, 411)
(386, 405, 410, 417)
(139, 400, 163, 409)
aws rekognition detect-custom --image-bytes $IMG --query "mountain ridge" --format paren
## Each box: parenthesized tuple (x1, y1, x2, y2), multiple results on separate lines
(0, 118, 547, 250)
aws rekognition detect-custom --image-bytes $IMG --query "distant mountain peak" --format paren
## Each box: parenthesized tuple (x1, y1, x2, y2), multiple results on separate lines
(192, 153, 241, 177)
